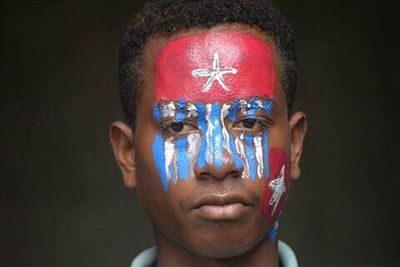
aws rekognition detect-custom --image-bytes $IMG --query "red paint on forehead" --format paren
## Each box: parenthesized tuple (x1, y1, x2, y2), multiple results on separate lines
(155, 31, 276, 102)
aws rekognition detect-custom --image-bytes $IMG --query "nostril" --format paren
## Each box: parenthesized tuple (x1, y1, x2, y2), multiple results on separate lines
(228, 170, 241, 179)
(196, 170, 241, 181)
(196, 172, 212, 180)
(193, 154, 244, 181)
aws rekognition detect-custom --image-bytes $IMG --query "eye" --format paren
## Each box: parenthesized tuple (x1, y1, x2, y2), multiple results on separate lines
(170, 122, 184, 132)
(233, 118, 266, 130)
(242, 118, 257, 128)
(163, 121, 197, 134)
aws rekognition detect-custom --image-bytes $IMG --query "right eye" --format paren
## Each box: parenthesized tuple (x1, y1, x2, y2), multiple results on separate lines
(163, 121, 197, 134)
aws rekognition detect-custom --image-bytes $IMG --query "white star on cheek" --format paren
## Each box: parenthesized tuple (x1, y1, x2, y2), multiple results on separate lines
(268, 165, 286, 216)
(191, 52, 238, 92)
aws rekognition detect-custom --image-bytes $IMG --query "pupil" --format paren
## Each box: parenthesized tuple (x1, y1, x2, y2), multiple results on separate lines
(243, 118, 257, 128)
(171, 122, 184, 132)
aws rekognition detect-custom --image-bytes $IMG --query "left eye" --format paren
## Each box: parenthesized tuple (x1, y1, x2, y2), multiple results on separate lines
(170, 122, 184, 132)
(233, 118, 264, 130)
(242, 118, 257, 128)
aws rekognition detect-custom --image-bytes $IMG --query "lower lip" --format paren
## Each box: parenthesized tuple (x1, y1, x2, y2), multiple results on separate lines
(195, 203, 250, 220)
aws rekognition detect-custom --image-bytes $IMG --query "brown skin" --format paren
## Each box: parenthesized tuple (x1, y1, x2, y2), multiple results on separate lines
(110, 25, 307, 267)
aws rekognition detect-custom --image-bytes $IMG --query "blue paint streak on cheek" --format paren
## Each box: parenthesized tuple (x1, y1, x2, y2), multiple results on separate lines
(268, 217, 280, 242)
(229, 133, 244, 170)
(175, 99, 187, 122)
(263, 130, 270, 179)
(153, 105, 161, 121)
(195, 103, 207, 169)
(176, 137, 190, 179)
(227, 100, 240, 121)
(245, 133, 257, 180)
(211, 103, 224, 169)
(152, 134, 168, 191)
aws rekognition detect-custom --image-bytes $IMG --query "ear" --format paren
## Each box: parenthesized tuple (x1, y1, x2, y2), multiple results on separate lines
(289, 112, 307, 180)
(109, 121, 137, 189)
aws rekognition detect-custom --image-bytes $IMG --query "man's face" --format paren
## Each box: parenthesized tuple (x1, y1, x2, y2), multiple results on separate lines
(117, 26, 305, 258)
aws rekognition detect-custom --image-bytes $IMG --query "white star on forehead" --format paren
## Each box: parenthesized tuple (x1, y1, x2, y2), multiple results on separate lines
(191, 52, 238, 92)
(268, 165, 286, 216)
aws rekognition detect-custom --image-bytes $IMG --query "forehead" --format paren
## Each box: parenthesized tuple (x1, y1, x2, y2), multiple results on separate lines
(154, 30, 277, 103)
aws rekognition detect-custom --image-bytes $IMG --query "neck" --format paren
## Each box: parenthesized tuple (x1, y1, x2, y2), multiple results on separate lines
(154, 230, 279, 267)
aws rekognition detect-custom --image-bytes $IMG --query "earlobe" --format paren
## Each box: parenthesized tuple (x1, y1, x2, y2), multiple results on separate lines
(289, 112, 307, 180)
(109, 121, 137, 189)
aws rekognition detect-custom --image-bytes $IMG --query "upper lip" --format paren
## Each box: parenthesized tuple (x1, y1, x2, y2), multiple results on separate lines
(192, 194, 252, 209)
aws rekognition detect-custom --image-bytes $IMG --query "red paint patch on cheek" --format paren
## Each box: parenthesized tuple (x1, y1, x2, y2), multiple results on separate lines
(261, 148, 291, 222)
(155, 32, 276, 102)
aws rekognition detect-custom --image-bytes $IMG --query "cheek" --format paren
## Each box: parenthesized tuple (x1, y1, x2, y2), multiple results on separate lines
(152, 132, 202, 192)
(261, 148, 291, 222)
(233, 131, 270, 180)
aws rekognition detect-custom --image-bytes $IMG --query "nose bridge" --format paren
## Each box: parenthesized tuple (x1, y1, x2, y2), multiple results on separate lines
(208, 103, 224, 168)
(195, 103, 244, 179)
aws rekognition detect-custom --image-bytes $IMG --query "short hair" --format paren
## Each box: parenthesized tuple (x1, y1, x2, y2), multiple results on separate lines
(119, 0, 297, 127)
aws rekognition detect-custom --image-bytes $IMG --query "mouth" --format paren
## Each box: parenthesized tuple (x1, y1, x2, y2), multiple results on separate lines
(192, 194, 253, 221)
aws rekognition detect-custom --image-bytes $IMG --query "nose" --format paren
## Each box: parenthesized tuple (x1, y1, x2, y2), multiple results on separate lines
(193, 102, 244, 181)
(194, 145, 244, 181)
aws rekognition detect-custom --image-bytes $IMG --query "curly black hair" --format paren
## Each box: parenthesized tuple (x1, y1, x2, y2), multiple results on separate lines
(119, 0, 297, 127)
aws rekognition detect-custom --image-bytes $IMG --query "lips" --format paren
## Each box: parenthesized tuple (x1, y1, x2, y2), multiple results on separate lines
(192, 194, 254, 220)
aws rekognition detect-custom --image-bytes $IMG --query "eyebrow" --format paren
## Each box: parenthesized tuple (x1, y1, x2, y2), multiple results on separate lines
(154, 97, 275, 121)
(154, 100, 199, 121)
(232, 97, 274, 111)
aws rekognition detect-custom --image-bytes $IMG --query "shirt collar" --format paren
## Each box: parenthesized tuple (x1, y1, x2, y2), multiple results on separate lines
(130, 240, 298, 267)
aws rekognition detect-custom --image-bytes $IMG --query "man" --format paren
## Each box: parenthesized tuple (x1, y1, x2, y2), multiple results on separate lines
(110, 0, 307, 266)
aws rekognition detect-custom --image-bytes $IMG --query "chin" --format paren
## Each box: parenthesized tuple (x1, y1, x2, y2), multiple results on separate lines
(183, 227, 264, 259)
(194, 243, 253, 258)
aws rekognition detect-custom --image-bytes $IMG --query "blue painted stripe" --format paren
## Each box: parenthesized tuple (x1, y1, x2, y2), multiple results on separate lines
(176, 137, 190, 179)
(152, 134, 168, 191)
(211, 103, 224, 169)
(227, 99, 240, 121)
(229, 133, 244, 170)
(247, 99, 260, 117)
(264, 100, 274, 115)
(268, 217, 280, 242)
(245, 133, 257, 180)
(263, 130, 270, 179)
(153, 105, 161, 121)
(195, 103, 208, 169)
(175, 99, 187, 122)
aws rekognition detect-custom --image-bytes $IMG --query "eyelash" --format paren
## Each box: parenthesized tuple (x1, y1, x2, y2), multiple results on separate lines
(233, 115, 271, 130)
(159, 115, 271, 134)
(160, 120, 198, 134)
(232, 117, 270, 131)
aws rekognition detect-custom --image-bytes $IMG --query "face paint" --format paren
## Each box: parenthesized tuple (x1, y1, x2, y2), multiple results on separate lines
(261, 148, 291, 222)
(152, 98, 274, 191)
(267, 217, 281, 242)
(155, 31, 276, 102)
(253, 135, 264, 178)
(209, 103, 224, 168)
(152, 133, 168, 191)
(245, 133, 257, 180)
(151, 31, 277, 191)
(164, 138, 176, 183)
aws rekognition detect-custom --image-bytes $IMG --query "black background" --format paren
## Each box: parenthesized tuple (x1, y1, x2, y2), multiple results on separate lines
(1, 0, 399, 266)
